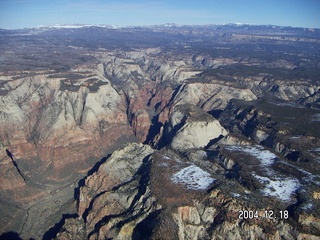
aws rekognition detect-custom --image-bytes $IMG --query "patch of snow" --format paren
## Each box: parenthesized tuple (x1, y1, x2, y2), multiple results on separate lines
(225, 145, 277, 166)
(171, 165, 215, 190)
(279, 161, 320, 185)
(158, 162, 169, 167)
(162, 155, 171, 160)
(312, 113, 320, 122)
(253, 174, 300, 202)
(289, 136, 301, 139)
(313, 148, 320, 153)
(231, 193, 241, 198)
(274, 101, 306, 108)
(301, 202, 313, 210)
(196, 150, 208, 158)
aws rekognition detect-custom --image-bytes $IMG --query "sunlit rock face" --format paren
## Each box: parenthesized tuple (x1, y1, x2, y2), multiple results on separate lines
(58, 143, 320, 240)
(0, 68, 138, 237)
(171, 81, 257, 111)
(163, 104, 228, 150)
(0, 72, 133, 186)
(0, 24, 320, 239)
(59, 143, 158, 240)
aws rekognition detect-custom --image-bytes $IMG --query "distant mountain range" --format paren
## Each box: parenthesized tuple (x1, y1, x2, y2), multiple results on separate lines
(0, 21, 320, 239)
(1, 22, 319, 31)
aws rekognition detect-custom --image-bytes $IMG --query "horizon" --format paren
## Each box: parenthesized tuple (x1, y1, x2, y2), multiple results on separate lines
(1, 0, 320, 30)
(2, 22, 320, 31)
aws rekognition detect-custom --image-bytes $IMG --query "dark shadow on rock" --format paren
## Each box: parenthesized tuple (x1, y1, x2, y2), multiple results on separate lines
(74, 155, 111, 200)
(82, 177, 135, 222)
(207, 109, 223, 119)
(144, 114, 163, 145)
(5, 149, 26, 182)
(260, 136, 275, 148)
(87, 154, 153, 239)
(286, 151, 305, 162)
(155, 114, 188, 149)
(205, 134, 224, 149)
(5, 148, 13, 159)
(0, 231, 23, 240)
(43, 154, 113, 240)
(87, 155, 110, 176)
(286, 190, 303, 220)
(132, 209, 161, 240)
(42, 213, 78, 240)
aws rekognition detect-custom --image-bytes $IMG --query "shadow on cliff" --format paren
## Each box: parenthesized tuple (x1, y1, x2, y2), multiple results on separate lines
(42, 213, 78, 240)
(42, 154, 111, 239)
(74, 154, 111, 200)
(0, 231, 24, 240)
(144, 114, 163, 145)
(144, 83, 183, 148)
(132, 209, 161, 240)
(6, 149, 26, 182)
(86, 154, 155, 239)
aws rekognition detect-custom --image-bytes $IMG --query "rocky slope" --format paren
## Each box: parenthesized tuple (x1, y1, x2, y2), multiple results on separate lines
(0, 67, 137, 238)
(0, 25, 319, 239)
(56, 103, 320, 239)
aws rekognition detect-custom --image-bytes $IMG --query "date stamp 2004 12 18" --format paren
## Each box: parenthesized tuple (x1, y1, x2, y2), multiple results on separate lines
(238, 210, 289, 220)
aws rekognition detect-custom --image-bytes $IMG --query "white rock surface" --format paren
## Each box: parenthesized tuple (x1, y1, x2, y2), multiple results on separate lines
(167, 105, 227, 150)
(171, 121, 227, 149)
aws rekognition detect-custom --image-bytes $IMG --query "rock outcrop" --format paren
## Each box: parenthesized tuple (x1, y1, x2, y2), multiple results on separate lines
(56, 142, 320, 240)
(57, 143, 158, 240)
(159, 104, 227, 150)
(0, 68, 136, 237)
(1, 24, 320, 239)
(171, 80, 257, 111)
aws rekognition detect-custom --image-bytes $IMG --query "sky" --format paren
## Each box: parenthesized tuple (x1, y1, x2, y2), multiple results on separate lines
(0, 0, 319, 29)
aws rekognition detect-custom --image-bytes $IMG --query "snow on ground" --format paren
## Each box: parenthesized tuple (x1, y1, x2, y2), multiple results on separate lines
(226, 145, 302, 202)
(171, 165, 215, 190)
(301, 202, 313, 210)
(312, 113, 320, 122)
(313, 148, 320, 153)
(278, 160, 320, 185)
(161, 155, 182, 163)
(253, 174, 300, 202)
(225, 145, 277, 166)
(158, 162, 169, 167)
(231, 193, 241, 198)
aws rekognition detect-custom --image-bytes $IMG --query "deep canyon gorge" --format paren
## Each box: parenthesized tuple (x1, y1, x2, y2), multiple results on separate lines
(0, 24, 320, 239)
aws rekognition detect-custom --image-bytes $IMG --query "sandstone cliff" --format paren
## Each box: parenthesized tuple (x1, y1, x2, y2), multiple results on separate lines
(56, 143, 159, 240)
(55, 97, 320, 239)
(1, 25, 320, 239)
(157, 104, 227, 150)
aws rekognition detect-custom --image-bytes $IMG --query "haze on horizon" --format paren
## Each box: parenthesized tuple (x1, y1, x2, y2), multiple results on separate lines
(0, 0, 320, 29)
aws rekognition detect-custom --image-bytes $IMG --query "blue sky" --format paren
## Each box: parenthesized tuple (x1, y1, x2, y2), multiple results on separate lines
(0, 0, 319, 29)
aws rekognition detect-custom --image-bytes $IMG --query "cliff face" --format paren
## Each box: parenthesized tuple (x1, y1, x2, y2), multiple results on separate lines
(1, 25, 320, 239)
(159, 104, 227, 150)
(0, 71, 133, 183)
(55, 96, 320, 239)
(75, 143, 157, 240)
(0, 67, 139, 237)
(171, 81, 257, 111)
(58, 141, 320, 240)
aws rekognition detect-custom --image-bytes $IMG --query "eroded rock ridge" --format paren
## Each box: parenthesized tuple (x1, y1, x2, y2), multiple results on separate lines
(0, 24, 319, 239)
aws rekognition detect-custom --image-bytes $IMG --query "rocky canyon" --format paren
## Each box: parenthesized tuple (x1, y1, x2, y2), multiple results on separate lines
(0, 24, 319, 239)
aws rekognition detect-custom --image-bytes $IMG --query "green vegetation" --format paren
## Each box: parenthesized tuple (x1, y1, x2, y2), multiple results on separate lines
(201, 64, 320, 83)
(232, 98, 320, 138)
(256, 100, 320, 138)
